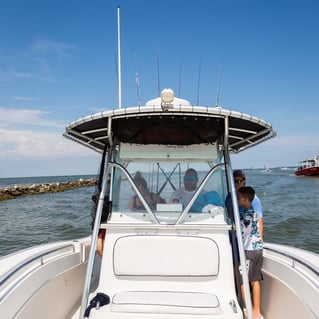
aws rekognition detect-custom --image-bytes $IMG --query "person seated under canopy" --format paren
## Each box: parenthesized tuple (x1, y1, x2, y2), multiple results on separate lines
(128, 171, 165, 210)
(190, 190, 223, 212)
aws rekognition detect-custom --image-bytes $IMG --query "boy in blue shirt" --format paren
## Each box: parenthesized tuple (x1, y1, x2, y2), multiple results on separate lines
(225, 169, 263, 241)
(238, 186, 264, 319)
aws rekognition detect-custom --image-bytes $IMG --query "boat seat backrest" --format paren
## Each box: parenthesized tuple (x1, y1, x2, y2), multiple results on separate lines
(113, 235, 219, 277)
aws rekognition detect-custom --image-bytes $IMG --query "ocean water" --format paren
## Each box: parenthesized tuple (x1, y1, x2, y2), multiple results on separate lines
(0, 175, 97, 257)
(0, 170, 318, 257)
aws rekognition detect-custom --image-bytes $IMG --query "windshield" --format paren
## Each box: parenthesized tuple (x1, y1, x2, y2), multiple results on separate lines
(109, 159, 227, 225)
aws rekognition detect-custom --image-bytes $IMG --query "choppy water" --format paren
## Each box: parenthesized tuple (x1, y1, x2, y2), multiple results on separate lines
(0, 175, 96, 257)
(0, 170, 318, 257)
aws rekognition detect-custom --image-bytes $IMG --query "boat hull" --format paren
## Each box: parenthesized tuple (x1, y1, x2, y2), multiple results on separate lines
(295, 166, 319, 176)
(0, 237, 100, 319)
(1, 238, 318, 319)
(262, 243, 319, 319)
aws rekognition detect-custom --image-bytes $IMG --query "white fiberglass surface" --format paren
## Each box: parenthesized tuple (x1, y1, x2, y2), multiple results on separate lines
(109, 159, 227, 224)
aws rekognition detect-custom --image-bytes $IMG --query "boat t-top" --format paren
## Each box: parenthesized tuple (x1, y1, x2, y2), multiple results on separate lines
(1, 88, 318, 319)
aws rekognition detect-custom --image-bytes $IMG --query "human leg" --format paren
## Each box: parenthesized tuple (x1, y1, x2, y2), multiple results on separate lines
(246, 250, 263, 318)
(251, 280, 262, 318)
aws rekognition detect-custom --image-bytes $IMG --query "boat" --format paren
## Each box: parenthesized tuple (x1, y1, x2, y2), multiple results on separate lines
(0, 87, 318, 319)
(295, 155, 319, 176)
(1, 8, 318, 318)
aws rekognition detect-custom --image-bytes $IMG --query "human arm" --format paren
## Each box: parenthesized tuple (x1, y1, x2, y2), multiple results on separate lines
(258, 218, 264, 242)
(96, 238, 103, 257)
(170, 188, 182, 203)
(153, 193, 166, 204)
(96, 229, 106, 257)
(128, 195, 136, 209)
(252, 195, 263, 241)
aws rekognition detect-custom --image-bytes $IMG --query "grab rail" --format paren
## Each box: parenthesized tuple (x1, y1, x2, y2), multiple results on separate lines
(109, 162, 160, 224)
(0, 243, 78, 295)
(263, 246, 319, 287)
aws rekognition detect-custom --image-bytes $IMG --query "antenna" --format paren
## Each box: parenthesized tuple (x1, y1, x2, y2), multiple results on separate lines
(178, 57, 184, 97)
(114, 53, 118, 92)
(215, 60, 223, 107)
(157, 44, 161, 96)
(117, 6, 122, 109)
(135, 54, 141, 106)
(196, 59, 202, 105)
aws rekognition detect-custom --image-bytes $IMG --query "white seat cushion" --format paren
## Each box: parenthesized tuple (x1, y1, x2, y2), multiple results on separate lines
(111, 291, 220, 315)
(113, 235, 219, 276)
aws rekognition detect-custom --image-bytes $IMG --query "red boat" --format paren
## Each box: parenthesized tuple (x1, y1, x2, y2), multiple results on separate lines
(295, 155, 319, 176)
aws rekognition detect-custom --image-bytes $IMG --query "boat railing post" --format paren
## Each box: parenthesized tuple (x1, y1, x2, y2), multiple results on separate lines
(224, 116, 253, 319)
(79, 151, 110, 319)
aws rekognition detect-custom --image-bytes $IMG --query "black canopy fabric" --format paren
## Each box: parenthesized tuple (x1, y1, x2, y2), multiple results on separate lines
(64, 105, 275, 154)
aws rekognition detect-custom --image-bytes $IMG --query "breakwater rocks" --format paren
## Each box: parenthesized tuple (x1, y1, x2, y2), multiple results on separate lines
(0, 178, 98, 201)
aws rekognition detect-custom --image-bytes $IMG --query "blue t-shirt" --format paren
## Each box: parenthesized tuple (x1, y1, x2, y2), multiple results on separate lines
(191, 191, 223, 212)
(252, 196, 262, 219)
(225, 193, 263, 220)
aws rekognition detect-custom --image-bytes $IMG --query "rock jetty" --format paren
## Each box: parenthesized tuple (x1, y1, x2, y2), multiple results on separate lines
(0, 178, 98, 201)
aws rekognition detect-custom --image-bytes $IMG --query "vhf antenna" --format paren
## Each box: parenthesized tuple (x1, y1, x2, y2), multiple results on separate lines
(178, 56, 184, 97)
(135, 54, 141, 106)
(157, 44, 161, 96)
(196, 58, 202, 105)
(215, 60, 223, 108)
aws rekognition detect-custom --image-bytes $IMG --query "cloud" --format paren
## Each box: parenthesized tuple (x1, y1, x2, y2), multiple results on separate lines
(0, 124, 99, 176)
(231, 133, 319, 169)
(13, 96, 37, 101)
(30, 39, 77, 59)
(0, 38, 77, 84)
(0, 107, 97, 163)
(0, 108, 64, 129)
(0, 71, 37, 82)
(269, 135, 319, 151)
(0, 107, 99, 176)
(0, 128, 94, 160)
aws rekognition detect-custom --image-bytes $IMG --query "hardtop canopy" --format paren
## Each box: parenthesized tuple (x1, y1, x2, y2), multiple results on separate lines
(64, 96, 275, 154)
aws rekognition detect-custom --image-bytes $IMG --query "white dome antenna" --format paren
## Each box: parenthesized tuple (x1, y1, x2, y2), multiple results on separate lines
(160, 89, 174, 111)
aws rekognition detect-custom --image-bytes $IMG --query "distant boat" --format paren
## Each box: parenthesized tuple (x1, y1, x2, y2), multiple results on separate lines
(280, 166, 294, 171)
(295, 155, 319, 176)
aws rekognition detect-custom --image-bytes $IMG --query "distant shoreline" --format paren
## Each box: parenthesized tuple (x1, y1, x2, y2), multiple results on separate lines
(0, 178, 98, 201)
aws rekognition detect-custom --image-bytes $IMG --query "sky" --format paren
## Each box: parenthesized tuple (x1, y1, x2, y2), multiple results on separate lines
(0, 0, 318, 178)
